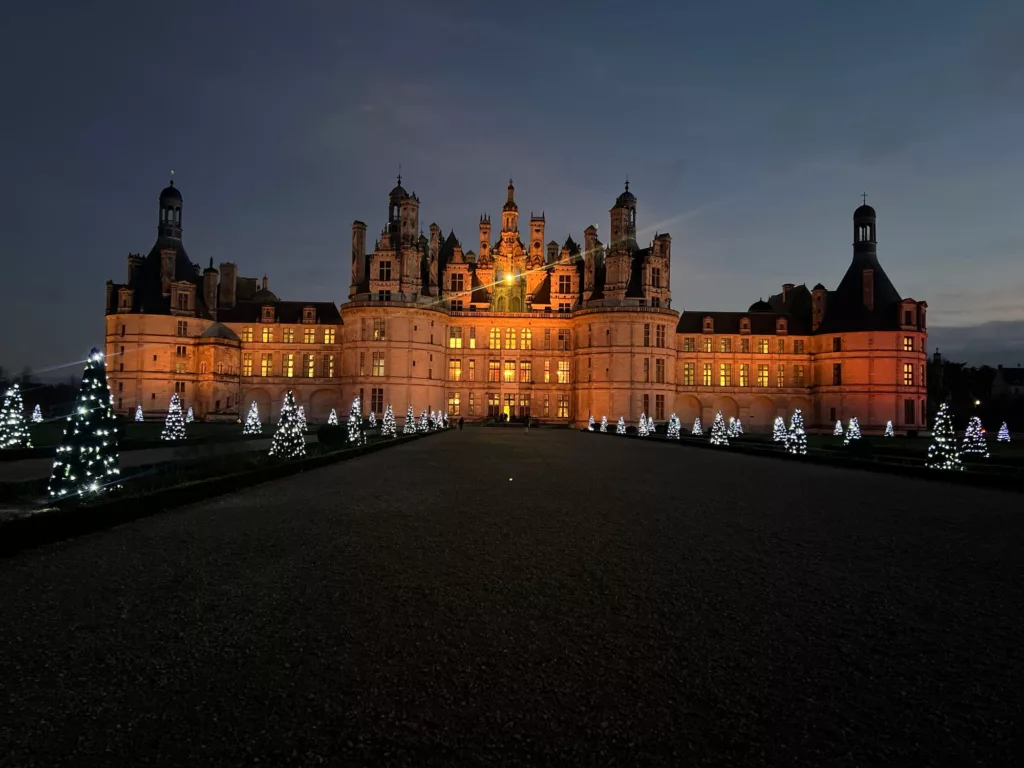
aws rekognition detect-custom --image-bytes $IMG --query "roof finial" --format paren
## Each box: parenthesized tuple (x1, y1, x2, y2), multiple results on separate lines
(397, 163, 402, 186)
(861, 191, 867, 206)
(170, 169, 175, 186)
(625, 176, 629, 192)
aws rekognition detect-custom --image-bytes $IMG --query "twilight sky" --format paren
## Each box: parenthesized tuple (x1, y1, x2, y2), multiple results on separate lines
(2, 0, 1023, 376)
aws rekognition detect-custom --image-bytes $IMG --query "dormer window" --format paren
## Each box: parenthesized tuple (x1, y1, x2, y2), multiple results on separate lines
(261, 305, 274, 323)
(118, 289, 133, 311)
(776, 317, 788, 333)
(176, 292, 189, 311)
(740, 317, 750, 333)
(302, 306, 315, 324)
(703, 316, 714, 333)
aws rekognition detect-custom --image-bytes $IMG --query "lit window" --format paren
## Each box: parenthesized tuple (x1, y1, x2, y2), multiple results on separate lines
(557, 394, 569, 418)
(468, 392, 475, 415)
(304, 328, 315, 344)
(468, 360, 475, 381)
(503, 361, 515, 383)
(324, 328, 335, 344)
(720, 338, 732, 353)
(469, 327, 476, 348)
(543, 394, 550, 417)
(739, 364, 749, 387)
(373, 319, 386, 340)
(702, 363, 712, 386)
(489, 328, 501, 348)
(702, 337, 713, 353)
(903, 362, 913, 385)
(175, 362, 186, 374)
(488, 360, 500, 382)
(488, 393, 500, 417)
(323, 354, 335, 377)
(304, 354, 315, 377)
(903, 336, 914, 352)
(544, 360, 550, 383)
(241, 327, 253, 342)
(683, 337, 695, 352)
(505, 328, 517, 349)
(359, 352, 365, 376)
(261, 353, 272, 376)
(757, 364, 769, 387)
(520, 360, 532, 383)
(449, 359, 462, 381)
(719, 363, 731, 387)
(372, 351, 385, 377)
(448, 392, 461, 417)
(242, 353, 253, 376)
(776, 365, 785, 387)
(283, 353, 294, 377)
(557, 360, 570, 384)
(522, 328, 532, 349)
(757, 339, 769, 354)
(283, 328, 294, 343)
(683, 362, 695, 386)
(449, 327, 463, 348)
(262, 327, 274, 343)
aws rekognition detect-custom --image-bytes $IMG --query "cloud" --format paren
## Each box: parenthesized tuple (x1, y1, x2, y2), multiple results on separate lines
(929, 321, 1024, 367)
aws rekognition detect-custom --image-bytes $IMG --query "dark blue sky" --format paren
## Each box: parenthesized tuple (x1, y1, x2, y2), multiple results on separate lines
(2, 0, 1023, 375)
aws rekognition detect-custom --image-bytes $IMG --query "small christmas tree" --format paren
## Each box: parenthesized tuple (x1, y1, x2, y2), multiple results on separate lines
(648, 416, 656, 435)
(429, 410, 438, 431)
(727, 416, 737, 437)
(772, 416, 787, 442)
(186, 406, 195, 423)
(787, 410, 807, 455)
(48, 349, 121, 499)
(997, 422, 1010, 442)
(418, 409, 429, 432)
(348, 396, 364, 446)
(382, 404, 397, 437)
(961, 415, 989, 458)
(588, 415, 595, 432)
(369, 410, 377, 429)
(242, 400, 262, 435)
(692, 417, 703, 436)
(667, 413, 680, 439)
(884, 420, 894, 437)
(134, 404, 144, 423)
(733, 418, 743, 436)
(161, 393, 186, 440)
(269, 390, 306, 459)
(32, 404, 43, 423)
(327, 407, 338, 426)
(710, 411, 729, 446)
(404, 405, 416, 434)
(616, 416, 626, 435)
(843, 417, 861, 446)
(1, 383, 32, 449)
(833, 420, 843, 436)
(638, 412, 649, 437)
(927, 402, 962, 470)
(600, 415, 608, 433)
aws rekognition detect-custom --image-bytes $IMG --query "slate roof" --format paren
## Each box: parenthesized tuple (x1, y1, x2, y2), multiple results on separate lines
(114, 236, 213, 317)
(815, 252, 903, 333)
(532, 272, 552, 306)
(625, 247, 650, 298)
(217, 301, 342, 324)
(676, 311, 793, 335)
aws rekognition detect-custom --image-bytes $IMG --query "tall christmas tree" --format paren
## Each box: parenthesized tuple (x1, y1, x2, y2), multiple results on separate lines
(997, 422, 1010, 442)
(927, 403, 963, 470)
(667, 413, 680, 439)
(772, 415, 787, 442)
(884, 420, 894, 437)
(638, 412, 649, 437)
(588, 415, 595, 432)
(134, 404, 144, 423)
(48, 348, 121, 500)
(161, 393, 186, 440)
(32, 404, 43, 423)
(833, 420, 843, 436)
(843, 417, 862, 446)
(404, 405, 416, 434)
(297, 405, 307, 433)
(243, 400, 262, 435)
(269, 390, 306, 458)
(692, 417, 703, 436)
(961, 415, 989, 458)
(787, 410, 807, 455)
(600, 415, 608, 433)
(616, 416, 626, 435)
(710, 411, 729, 446)
(1, 383, 32, 449)
(348, 396, 364, 445)
(382, 404, 397, 437)
(186, 406, 195, 423)
(0, 392, 8, 448)
(328, 407, 339, 426)
(418, 408, 429, 432)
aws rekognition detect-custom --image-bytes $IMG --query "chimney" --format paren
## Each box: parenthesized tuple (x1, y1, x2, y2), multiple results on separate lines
(203, 260, 219, 319)
(782, 283, 794, 303)
(126, 253, 143, 284)
(862, 268, 874, 311)
(811, 284, 828, 331)
(351, 221, 367, 298)
(160, 249, 176, 295)
(546, 241, 559, 264)
(218, 262, 238, 308)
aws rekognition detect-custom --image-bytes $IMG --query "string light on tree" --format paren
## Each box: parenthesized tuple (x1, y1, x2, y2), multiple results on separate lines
(997, 422, 1010, 442)
(834, 420, 843, 436)
(616, 416, 626, 435)
(135, 404, 144, 423)
(667, 413, 680, 439)
(727, 416, 737, 437)
(710, 411, 729, 446)
(186, 406, 195, 423)
(692, 417, 703, 436)
(297, 405, 307, 433)
(600, 415, 608, 433)
(382, 404, 397, 437)
(48, 348, 121, 500)
(418, 409, 429, 433)
(884, 420, 894, 437)
(1, 383, 32, 449)
(429, 410, 438, 431)
(647, 415, 656, 435)
(404, 405, 416, 434)
(733, 418, 743, 436)
(243, 401, 262, 435)
(772, 416, 787, 443)
(348, 396, 365, 446)
(161, 393, 187, 441)
(787, 410, 807, 455)
(927, 402, 963, 470)
(638, 412, 649, 437)
(843, 417, 862, 446)
(327, 407, 339, 427)
(32, 404, 43, 423)
(269, 390, 306, 459)
(961, 416, 989, 458)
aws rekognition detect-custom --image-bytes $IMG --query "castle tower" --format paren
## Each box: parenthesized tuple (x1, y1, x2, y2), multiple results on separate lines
(603, 181, 638, 300)
(158, 178, 182, 239)
(478, 214, 491, 262)
(501, 179, 519, 237)
(350, 221, 368, 299)
(529, 212, 545, 266)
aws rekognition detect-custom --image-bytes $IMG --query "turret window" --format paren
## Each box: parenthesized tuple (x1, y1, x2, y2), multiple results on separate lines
(379, 261, 392, 281)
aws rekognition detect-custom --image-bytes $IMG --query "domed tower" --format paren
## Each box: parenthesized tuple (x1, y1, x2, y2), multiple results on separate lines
(853, 202, 876, 255)
(158, 178, 183, 239)
(604, 181, 638, 300)
(609, 180, 637, 248)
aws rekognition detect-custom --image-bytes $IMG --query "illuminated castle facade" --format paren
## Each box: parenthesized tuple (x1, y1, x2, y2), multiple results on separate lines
(104, 178, 929, 432)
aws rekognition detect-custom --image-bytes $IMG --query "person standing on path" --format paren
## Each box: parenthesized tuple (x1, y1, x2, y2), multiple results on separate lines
(524, 417, 530, 435)
(458, 417, 464, 431)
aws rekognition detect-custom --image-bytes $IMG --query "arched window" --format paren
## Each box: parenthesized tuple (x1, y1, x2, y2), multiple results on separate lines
(511, 296, 521, 312)
(496, 296, 506, 312)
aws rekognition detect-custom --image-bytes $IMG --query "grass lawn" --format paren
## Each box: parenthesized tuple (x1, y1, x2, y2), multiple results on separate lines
(28, 419, 257, 448)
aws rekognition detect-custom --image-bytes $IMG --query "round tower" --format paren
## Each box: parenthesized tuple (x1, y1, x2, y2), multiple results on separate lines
(158, 178, 182, 239)
(853, 199, 876, 255)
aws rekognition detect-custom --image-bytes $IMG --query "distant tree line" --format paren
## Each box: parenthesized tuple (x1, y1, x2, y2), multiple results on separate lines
(0, 365, 81, 419)
(928, 358, 1021, 430)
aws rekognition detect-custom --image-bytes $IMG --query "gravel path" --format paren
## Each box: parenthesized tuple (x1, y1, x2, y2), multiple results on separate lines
(1, 429, 1021, 767)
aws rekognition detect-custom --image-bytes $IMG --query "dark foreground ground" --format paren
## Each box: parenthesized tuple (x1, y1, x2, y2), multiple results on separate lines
(1, 429, 1021, 767)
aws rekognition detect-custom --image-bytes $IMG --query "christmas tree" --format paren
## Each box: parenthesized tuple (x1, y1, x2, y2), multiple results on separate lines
(429, 410, 438, 431)
(134, 404, 144, 423)
(843, 416, 861, 446)
(48, 348, 121, 500)
(772, 415, 787, 442)
(884, 420, 894, 437)
(369, 410, 377, 429)
(927, 402, 963, 470)
(833, 420, 843, 436)
(787, 410, 807, 455)
(297, 405, 307, 433)
(638, 412, 649, 437)
(242, 400, 262, 435)
(32, 404, 43, 423)
(382, 404, 397, 437)
(269, 390, 306, 459)
(616, 416, 626, 435)
(600, 415, 608, 433)
(186, 406, 195, 423)
(348, 396, 364, 446)
(727, 416, 737, 437)
(692, 417, 703, 436)
(733, 418, 743, 436)
(418, 409, 429, 432)
(404, 405, 416, 434)
(1, 383, 31, 449)
(328, 408, 339, 426)
(588, 415, 595, 432)
(648, 416, 657, 435)
(161, 393, 186, 440)
(0, 392, 8, 448)
(710, 411, 729, 446)
(961, 416, 989, 458)
(997, 422, 1010, 442)
(667, 413, 680, 439)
